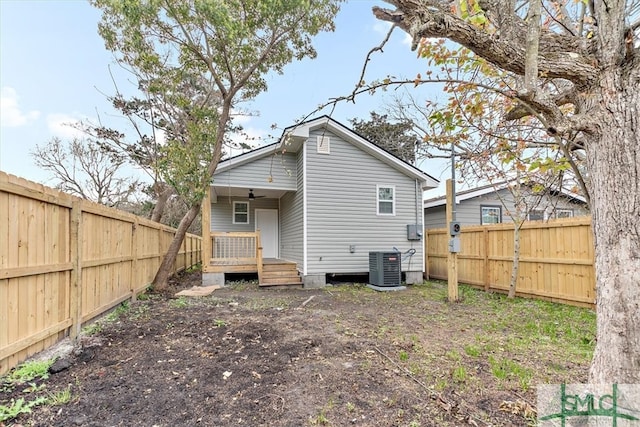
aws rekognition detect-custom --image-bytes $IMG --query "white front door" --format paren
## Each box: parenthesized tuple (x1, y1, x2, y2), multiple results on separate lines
(255, 209, 278, 258)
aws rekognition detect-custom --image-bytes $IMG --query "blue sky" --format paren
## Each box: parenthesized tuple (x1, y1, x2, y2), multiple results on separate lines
(1, 0, 449, 191)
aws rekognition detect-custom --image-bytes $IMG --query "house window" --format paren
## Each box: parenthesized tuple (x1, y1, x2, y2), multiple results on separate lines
(528, 210, 545, 221)
(317, 135, 330, 154)
(481, 206, 501, 225)
(556, 209, 573, 218)
(233, 201, 249, 224)
(377, 185, 395, 215)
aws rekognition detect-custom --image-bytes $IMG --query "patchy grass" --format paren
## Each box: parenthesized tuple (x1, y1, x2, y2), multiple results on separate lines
(15, 276, 595, 426)
(0, 358, 69, 423)
(329, 280, 595, 399)
(2, 359, 53, 391)
(170, 296, 190, 309)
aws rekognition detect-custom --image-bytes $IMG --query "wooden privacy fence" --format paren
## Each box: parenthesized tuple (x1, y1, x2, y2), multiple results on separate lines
(0, 172, 202, 374)
(425, 217, 595, 308)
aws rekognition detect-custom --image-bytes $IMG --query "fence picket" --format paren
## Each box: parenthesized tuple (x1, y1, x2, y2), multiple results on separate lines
(0, 172, 202, 374)
(425, 217, 595, 308)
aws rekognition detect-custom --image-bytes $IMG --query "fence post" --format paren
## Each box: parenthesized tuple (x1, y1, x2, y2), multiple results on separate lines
(483, 227, 490, 291)
(424, 229, 429, 279)
(131, 218, 139, 300)
(69, 201, 83, 339)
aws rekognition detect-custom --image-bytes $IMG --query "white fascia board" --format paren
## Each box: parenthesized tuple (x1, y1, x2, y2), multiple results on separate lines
(456, 182, 511, 201)
(423, 197, 447, 209)
(423, 183, 510, 208)
(558, 188, 587, 203)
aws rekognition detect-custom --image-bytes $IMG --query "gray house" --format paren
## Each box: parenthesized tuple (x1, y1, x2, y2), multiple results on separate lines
(423, 181, 589, 229)
(201, 116, 439, 287)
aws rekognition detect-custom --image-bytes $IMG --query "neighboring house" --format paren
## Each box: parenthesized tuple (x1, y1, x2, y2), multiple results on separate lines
(423, 181, 589, 229)
(201, 116, 439, 287)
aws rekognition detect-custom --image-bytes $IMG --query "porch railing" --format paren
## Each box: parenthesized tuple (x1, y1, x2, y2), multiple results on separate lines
(209, 231, 263, 281)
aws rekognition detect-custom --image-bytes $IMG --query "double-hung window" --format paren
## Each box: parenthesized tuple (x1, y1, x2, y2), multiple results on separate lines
(377, 185, 395, 215)
(481, 205, 501, 225)
(233, 201, 249, 224)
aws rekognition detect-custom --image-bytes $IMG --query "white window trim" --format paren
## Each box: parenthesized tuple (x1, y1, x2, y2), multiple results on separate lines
(481, 205, 502, 225)
(527, 209, 545, 221)
(556, 208, 574, 218)
(376, 185, 396, 216)
(233, 201, 249, 224)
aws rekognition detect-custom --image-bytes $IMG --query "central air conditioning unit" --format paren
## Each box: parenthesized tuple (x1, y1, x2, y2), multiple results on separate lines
(369, 252, 401, 287)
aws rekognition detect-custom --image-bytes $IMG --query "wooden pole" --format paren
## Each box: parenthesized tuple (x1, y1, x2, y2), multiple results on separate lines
(69, 200, 83, 339)
(256, 230, 263, 284)
(446, 179, 459, 302)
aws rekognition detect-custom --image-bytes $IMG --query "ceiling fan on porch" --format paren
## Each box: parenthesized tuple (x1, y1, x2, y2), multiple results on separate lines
(247, 189, 266, 200)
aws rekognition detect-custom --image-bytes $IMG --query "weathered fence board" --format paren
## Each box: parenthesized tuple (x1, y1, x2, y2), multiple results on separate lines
(425, 217, 595, 308)
(0, 172, 201, 374)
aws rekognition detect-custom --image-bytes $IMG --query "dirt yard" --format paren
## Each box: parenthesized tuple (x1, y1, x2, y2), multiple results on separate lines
(3, 270, 595, 426)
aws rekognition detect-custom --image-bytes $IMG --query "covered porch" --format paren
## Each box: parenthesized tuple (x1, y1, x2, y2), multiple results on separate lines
(201, 231, 301, 287)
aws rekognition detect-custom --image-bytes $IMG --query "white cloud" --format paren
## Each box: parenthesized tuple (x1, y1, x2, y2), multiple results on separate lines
(373, 21, 393, 36)
(46, 113, 86, 139)
(230, 109, 253, 125)
(0, 87, 41, 127)
(226, 125, 270, 158)
(402, 32, 413, 46)
(154, 128, 166, 145)
(372, 21, 413, 46)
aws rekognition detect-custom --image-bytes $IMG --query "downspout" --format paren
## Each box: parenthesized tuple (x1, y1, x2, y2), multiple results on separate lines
(416, 179, 424, 275)
(303, 140, 308, 276)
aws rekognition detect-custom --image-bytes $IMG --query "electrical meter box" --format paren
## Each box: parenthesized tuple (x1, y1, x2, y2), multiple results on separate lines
(449, 221, 461, 236)
(449, 237, 461, 253)
(406, 224, 422, 241)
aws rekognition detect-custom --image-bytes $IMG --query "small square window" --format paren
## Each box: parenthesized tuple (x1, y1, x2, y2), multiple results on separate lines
(556, 209, 573, 218)
(481, 206, 501, 225)
(377, 185, 395, 215)
(233, 201, 249, 224)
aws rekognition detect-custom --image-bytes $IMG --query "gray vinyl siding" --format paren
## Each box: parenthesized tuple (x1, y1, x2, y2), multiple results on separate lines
(213, 152, 297, 191)
(424, 206, 447, 229)
(210, 197, 279, 232)
(424, 188, 589, 228)
(279, 152, 304, 266)
(304, 130, 424, 275)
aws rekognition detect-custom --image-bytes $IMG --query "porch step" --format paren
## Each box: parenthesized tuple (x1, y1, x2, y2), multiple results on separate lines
(260, 274, 302, 286)
(260, 261, 302, 287)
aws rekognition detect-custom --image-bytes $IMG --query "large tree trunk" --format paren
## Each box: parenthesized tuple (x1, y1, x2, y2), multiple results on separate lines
(587, 66, 640, 383)
(150, 183, 174, 223)
(152, 202, 200, 290)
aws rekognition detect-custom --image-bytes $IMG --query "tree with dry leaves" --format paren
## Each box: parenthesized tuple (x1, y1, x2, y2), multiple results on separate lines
(373, 0, 639, 383)
(31, 136, 142, 207)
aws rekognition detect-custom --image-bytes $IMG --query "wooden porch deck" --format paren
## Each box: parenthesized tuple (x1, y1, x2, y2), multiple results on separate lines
(202, 231, 302, 287)
(205, 258, 302, 287)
